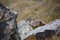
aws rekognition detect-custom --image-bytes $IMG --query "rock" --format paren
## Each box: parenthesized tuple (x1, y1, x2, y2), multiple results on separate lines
(18, 20, 33, 40)
(55, 25, 60, 36)
(0, 3, 19, 40)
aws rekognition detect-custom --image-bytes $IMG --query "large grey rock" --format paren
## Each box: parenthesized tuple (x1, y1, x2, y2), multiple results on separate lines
(0, 3, 19, 40)
(21, 19, 60, 40)
(18, 20, 33, 40)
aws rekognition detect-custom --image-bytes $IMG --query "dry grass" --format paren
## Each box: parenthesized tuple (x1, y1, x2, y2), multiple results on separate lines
(5, 0, 60, 23)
